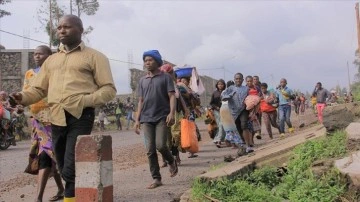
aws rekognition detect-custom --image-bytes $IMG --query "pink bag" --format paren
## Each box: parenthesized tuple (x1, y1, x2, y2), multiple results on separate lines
(245, 95, 261, 110)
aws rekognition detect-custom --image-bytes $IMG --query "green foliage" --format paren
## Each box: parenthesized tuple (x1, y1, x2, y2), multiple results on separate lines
(275, 130, 347, 200)
(37, 0, 65, 47)
(191, 131, 348, 201)
(192, 178, 282, 202)
(242, 166, 282, 189)
(351, 82, 360, 101)
(0, 0, 11, 18)
(72, 0, 99, 17)
(286, 168, 345, 202)
(37, 0, 99, 47)
(209, 163, 225, 171)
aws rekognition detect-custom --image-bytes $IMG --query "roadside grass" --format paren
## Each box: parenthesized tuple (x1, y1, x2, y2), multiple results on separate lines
(191, 130, 348, 202)
(209, 163, 226, 171)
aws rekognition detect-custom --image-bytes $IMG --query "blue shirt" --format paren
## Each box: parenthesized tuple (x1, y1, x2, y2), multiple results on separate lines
(221, 85, 249, 120)
(34, 66, 41, 73)
(276, 86, 293, 105)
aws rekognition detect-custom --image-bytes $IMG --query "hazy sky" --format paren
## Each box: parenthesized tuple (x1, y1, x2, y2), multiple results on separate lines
(1, 0, 358, 94)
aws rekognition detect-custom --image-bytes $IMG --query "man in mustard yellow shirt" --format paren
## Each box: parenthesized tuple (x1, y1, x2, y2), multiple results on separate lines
(11, 15, 116, 202)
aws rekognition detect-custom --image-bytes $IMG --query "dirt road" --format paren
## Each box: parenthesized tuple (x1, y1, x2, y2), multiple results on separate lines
(0, 110, 317, 202)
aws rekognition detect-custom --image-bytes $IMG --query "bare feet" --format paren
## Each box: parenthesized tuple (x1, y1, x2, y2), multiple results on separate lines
(169, 161, 178, 177)
(160, 162, 168, 168)
(147, 179, 162, 189)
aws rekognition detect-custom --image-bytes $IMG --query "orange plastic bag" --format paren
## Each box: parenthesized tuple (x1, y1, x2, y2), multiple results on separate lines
(0, 104, 3, 118)
(180, 119, 199, 153)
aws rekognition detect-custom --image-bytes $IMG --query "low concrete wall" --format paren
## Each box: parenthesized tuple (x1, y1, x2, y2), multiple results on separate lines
(180, 124, 326, 201)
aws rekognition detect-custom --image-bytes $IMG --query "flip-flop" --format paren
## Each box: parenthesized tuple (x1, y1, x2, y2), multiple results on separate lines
(147, 181, 163, 189)
(49, 194, 64, 201)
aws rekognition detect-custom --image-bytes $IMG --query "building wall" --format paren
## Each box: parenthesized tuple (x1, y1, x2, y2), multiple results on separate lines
(0, 50, 218, 108)
(0, 49, 35, 93)
(127, 68, 218, 106)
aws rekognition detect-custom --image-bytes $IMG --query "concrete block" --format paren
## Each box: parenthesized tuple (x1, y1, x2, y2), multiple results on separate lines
(75, 134, 113, 202)
(335, 151, 360, 188)
(345, 122, 360, 151)
(346, 122, 360, 141)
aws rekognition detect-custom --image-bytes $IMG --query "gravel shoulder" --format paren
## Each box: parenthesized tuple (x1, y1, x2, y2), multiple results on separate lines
(0, 110, 317, 202)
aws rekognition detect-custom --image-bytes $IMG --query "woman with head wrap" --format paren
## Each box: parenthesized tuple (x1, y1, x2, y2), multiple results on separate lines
(24, 45, 65, 202)
(159, 64, 190, 165)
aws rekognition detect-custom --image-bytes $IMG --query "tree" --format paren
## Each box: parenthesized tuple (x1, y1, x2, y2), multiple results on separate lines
(70, 0, 99, 17)
(352, 50, 360, 101)
(0, 0, 11, 18)
(37, 0, 99, 47)
(37, 0, 65, 47)
(69, 0, 99, 41)
(353, 50, 360, 81)
(341, 87, 347, 96)
(335, 84, 341, 94)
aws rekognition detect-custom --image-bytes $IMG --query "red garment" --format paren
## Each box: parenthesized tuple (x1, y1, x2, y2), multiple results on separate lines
(0, 104, 3, 118)
(260, 99, 276, 112)
(248, 87, 259, 96)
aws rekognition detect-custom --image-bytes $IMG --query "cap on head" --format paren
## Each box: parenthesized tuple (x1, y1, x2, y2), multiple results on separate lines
(143, 50, 163, 66)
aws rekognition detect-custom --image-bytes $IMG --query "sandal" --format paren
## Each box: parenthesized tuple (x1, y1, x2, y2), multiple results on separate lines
(169, 161, 178, 177)
(224, 155, 235, 162)
(147, 180, 163, 189)
(49, 193, 64, 201)
(237, 146, 246, 157)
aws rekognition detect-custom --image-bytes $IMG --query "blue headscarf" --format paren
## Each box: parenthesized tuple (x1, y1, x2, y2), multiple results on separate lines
(143, 50, 163, 66)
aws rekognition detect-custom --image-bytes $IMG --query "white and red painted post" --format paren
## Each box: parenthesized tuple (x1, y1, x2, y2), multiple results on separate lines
(75, 134, 113, 202)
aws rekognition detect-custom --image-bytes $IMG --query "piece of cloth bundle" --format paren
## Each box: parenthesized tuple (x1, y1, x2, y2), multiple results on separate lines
(143, 50, 163, 66)
(160, 64, 173, 73)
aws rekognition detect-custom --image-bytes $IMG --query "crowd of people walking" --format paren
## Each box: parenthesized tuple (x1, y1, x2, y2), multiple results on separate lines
(0, 13, 356, 201)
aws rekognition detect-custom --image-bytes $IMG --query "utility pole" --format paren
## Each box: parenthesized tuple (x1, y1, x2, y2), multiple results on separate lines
(76, 0, 81, 17)
(222, 65, 225, 80)
(49, 0, 52, 47)
(70, 0, 73, 15)
(347, 61, 351, 94)
(356, 3, 360, 55)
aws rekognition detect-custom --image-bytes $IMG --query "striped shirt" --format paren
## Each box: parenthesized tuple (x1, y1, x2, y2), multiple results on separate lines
(20, 42, 116, 126)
